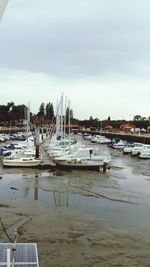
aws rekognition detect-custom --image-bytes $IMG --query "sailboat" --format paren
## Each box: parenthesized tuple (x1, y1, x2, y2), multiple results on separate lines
(2, 156, 41, 167)
(46, 94, 77, 158)
(2, 104, 42, 167)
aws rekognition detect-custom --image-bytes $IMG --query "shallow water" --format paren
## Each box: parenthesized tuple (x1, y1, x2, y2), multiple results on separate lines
(1, 143, 150, 233)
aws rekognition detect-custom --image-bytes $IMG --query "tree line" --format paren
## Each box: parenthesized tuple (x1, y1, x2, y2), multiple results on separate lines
(0, 102, 27, 126)
(0, 102, 150, 130)
(0, 101, 74, 127)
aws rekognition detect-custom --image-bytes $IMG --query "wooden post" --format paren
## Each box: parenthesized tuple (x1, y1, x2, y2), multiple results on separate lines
(41, 127, 44, 141)
(35, 127, 40, 158)
(89, 149, 93, 158)
(35, 146, 39, 159)
(34, 174, 39, 200)
(103, 163, 107, 173)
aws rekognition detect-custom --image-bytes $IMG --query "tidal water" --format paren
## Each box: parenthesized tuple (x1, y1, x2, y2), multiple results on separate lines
(1, 142, 150, 234)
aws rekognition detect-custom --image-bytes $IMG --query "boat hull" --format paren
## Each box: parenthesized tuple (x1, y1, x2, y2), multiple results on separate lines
(2, 159, 41, 167)
(54, 160, 108, 171)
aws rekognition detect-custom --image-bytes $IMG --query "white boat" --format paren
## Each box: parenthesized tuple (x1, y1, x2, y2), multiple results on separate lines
(131, 144, 150, 156)
(123, 143, 136, 154)
(138, 150, 150, 159)
(123, 142, 147, 155)
(91, 135, 102, 143)
(54, 158, 110, 171)
(90, 135, 110, 144)
(54, 146, 111, 171)
(2, 156, 41, 167)
(83, 134, 92, 141)
(112, 140, 128, 149)
(55, 154, 109, 162)
(96, 137, 111, 144)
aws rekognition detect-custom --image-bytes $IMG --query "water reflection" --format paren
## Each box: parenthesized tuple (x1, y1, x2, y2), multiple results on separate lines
(34, 174, 39, 201)
(24, 187, 30, 199)
(33, 174, 69, 206)
(2, 151, 150, 230)
(53, 191, 69, 207)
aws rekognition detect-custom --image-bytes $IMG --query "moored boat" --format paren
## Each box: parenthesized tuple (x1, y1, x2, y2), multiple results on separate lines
(2, 156, 41, 167)
(112, 140, 128, 149)
(54, 158, 110, 171)
(138, 150, 150, 159)
(131, 144, 150, 156)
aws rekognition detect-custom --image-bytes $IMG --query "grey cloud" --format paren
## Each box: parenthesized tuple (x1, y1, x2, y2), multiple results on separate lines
(0, 0, 150, 79)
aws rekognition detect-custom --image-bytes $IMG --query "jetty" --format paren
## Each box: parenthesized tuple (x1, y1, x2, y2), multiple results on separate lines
(39, 145, 56, 170)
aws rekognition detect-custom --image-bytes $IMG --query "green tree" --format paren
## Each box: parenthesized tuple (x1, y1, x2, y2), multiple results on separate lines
(66, 107, 73, 123)
(133, 115, 142, 121)
(45, 102, 54, 121)
(7, 101, 14, 109)
(38, 102, 45, 117)
(0, 105, 9, 123)
(11, 105, 27, 122)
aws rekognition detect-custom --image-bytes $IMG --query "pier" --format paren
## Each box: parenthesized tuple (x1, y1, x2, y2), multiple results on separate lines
(39, 144, 56, 170)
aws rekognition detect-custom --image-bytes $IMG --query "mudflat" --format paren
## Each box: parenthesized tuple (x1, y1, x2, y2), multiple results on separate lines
(1, 147, 150, 266)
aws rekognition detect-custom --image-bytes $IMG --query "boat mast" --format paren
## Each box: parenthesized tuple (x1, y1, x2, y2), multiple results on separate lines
(64, 96, 67, 139)
(27, 102, 30, 142)
(68, 100, 71, 147)
(55, 100, 60, 139)
(60, 93, 64, 140)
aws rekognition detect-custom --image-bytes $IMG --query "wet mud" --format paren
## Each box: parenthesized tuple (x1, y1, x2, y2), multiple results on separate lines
(0, 144, 150, 266)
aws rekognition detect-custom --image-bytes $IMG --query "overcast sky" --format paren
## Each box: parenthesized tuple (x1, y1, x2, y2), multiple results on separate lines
(0, 0, 150, 120)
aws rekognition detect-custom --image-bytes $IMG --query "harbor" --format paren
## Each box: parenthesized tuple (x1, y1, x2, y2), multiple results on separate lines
(0, 0, 150, 266)
(0, 96, 150, 266)
(1, 132, 150, 266)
